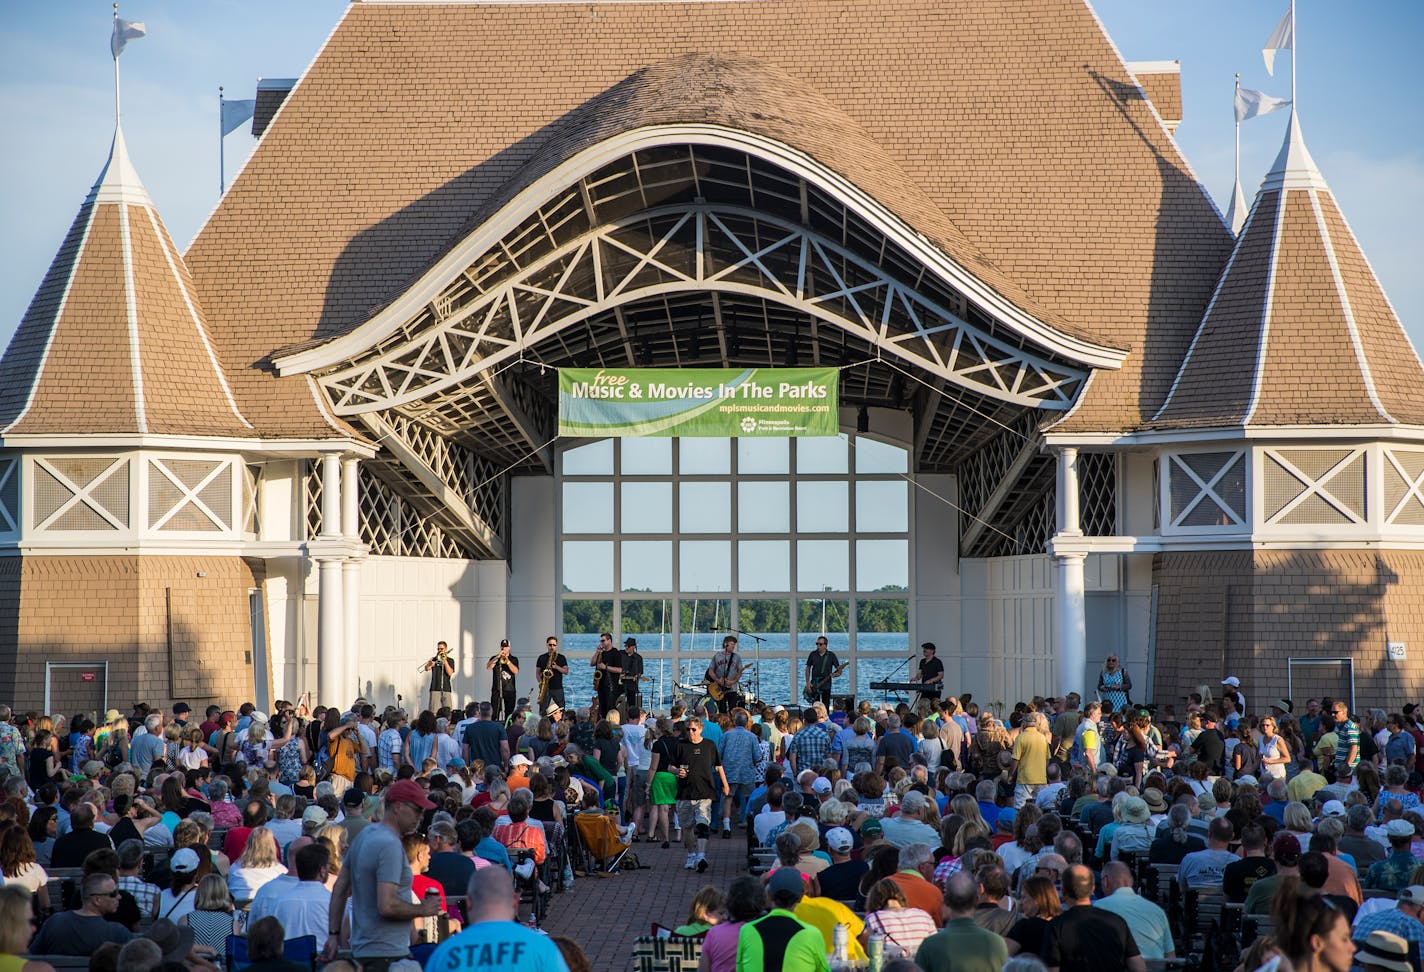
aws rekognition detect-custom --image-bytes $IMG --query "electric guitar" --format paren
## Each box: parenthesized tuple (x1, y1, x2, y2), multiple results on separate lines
(803, 661, 849, 703)
(705, 662, 753, 702)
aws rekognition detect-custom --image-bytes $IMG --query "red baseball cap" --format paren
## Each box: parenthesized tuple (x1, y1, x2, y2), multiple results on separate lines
(384, 779, 436, 810)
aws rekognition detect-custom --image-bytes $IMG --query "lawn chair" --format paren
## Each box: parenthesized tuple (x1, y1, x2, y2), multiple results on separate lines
(224, 933, 318, 971)
(573, 810, 631, 874)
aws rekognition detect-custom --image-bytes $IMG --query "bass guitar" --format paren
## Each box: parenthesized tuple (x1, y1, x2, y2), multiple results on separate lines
(802, 661, 849, 704)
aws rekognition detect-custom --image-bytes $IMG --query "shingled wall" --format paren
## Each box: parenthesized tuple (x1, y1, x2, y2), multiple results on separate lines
(0, 556, 259, 715)
(1152, 550, 1424, 710)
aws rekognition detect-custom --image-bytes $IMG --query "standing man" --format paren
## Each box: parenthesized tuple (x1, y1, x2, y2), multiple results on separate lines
(591, 632, 620, 718)
(915, 642, 945, 713)
(804, 638, 847, 711)
(421, 641, 456, 712)
(672, 716, 729, 873)
(719, 711, 762, 839)
(704, 636, 745, 715)
(535, 637, 569, 713)
(486, 639, 519, 723)
(1051, 693, 1082, 767)
(426, 867, 569, 972)
(1334, 700, 1362, 779)
(463, 702, 510, 772)
(323, 779, 442, 966)
(1008, 711, 1050, 809)
(620, 637, 645, 714)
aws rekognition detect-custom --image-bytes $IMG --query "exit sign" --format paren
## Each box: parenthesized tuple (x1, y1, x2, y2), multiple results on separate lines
(80, 671, 97, 682)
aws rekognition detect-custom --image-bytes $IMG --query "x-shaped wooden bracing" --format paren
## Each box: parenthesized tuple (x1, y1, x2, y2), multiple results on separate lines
(33, 458, 128, 531)
(1170, 452, 1245, 528)
(149, 459, 231, 531)
(1265, 450, 1367, 526)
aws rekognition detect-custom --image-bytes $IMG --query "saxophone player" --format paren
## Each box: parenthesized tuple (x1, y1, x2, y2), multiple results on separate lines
(421, 641, 455, 711)
(485, 639, 519, 722)
(536, 636, 569, 712)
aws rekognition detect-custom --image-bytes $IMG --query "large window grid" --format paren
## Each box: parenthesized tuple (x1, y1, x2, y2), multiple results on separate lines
(557, 435, 912, 706)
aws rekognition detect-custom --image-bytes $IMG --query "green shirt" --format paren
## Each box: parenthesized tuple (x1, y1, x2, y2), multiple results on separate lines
(915, 917, 1009, 972)
(737, 908, 830, 972)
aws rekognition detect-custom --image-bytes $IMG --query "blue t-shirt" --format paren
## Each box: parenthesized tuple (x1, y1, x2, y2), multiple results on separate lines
(425, 920, 570, 972)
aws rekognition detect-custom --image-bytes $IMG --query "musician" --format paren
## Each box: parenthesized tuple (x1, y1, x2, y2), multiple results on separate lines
(591, 632, 622, 717)
(535, 636, 569, 711)
(485, 639, 519, 722)
(620, 637, 645, 713)
(421, 641, 456, 711)
(703, 636, 744, 714)
(804, 637, 847, 710)
(915, 642, 945, 710)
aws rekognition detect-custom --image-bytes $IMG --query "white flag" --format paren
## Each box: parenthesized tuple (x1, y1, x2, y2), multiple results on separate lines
(221, 99, 256, 136)
(1235, 87, 1291, 124)
(1262, 7, 1293, 76)
(110, 17, 146, 59)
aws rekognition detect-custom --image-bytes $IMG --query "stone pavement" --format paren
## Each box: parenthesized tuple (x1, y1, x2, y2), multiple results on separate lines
(539, 825, 748, 971)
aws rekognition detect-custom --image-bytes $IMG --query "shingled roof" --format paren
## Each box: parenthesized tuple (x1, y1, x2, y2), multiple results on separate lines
(0, 128, 253, 439)
(1152, 111, 1424, 431)
(185, 0, 1234, 439)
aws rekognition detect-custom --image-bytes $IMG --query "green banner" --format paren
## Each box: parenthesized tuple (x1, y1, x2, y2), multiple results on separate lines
(558, 367, 839, 437)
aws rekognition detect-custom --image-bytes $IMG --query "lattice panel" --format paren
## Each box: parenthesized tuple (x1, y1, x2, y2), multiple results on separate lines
(303, 461, 323, 540)
(148, 459, 231, 532)
(1078, 452, 1117, 537)
(384, 414, 507, 540)
(956, 413, 1041, 526)
(1167, 452, 1245, 529)
(1263, 449, 1365, 526)
(358, 466, 471, 558)
(0, 457, 18, 532)
(242, 465, 261, 535)
(32, 457, 129, 531)
(1384, 450, 1424, 527)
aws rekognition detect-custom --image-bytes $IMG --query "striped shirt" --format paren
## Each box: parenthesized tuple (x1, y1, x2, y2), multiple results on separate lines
(1335, 719, 1361, 772)
(865, 907, 937, 959)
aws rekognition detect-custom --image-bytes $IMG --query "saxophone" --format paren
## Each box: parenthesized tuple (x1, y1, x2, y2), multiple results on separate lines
(537, 659, 555, 706)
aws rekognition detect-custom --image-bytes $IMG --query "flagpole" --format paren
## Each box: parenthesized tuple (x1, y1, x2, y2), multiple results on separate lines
(1233, 73, 1241, 194)
(1289, 0, 1297, 108)
(219, 86, 226, 195)
(112, 3, 121, 126)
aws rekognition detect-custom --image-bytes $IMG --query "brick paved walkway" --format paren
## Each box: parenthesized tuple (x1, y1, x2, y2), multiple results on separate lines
(539, 826, 748, 971)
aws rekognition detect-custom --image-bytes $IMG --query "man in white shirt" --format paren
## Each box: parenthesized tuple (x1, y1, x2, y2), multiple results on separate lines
(621, 708, 651, 838)
(879, 791, 940, 848)
(1035, 763, 1068, 810)
(753, 782, 788, 845)
(268, 843, 333, 941)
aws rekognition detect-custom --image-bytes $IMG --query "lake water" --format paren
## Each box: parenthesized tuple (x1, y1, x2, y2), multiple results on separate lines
(529, 632, 924, 711)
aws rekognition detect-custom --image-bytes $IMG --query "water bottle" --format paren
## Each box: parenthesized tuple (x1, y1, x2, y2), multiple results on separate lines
(867, 931, 884, 972)
(833, 923, 849, 962)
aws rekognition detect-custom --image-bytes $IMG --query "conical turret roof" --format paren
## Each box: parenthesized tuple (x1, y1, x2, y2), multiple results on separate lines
(0, 127, 252, 438)
(1152, 111, 1424, 431)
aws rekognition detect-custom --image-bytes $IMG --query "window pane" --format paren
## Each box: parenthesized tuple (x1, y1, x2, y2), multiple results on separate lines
(680, 540, 732, 592)
(680, 599, 732, 635)
(855, 436, 908, 474)
(621, 482, 672, 533)
(562, 541, 613, 591)
(680, 482, 730, 533)
(562, 600, 612, 645)
(619, 598, 672, 649)
(621, 540, 672, 592)
(796, 481, 848, 533)
(680, 438, 730, 475)
(855, 598, 910, 662)
(797, 539, 849, 591)
(562, 440, 613, 475)
(737, 599, 790, 636)
(621, 438, 671, 475)
(739, 540, 789, 591)
(856, 481, 908, 532)
(738, 438, 789, 474)
(797, 597, 850, 634)
(739, 482, 790, 533)
(563, 482, 613, 533)
(856, 539, 909, 591)
(797, 434, 848, 474)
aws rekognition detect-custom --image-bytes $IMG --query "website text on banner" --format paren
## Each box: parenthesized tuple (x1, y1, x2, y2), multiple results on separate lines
(557, 367, 839, 437)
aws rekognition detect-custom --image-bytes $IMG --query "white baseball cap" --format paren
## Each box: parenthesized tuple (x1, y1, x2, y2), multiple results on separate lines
(825, 827, 854, 852)
(1321, 800, 1346, 818)
(1220, 676, 1240, 688)
(510, 754, 532, 767)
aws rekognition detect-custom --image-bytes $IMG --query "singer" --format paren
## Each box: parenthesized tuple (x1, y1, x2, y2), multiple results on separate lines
(486, 639, 519, 722)
(421, 641, 455, 711)
(915, 641, 945, 711)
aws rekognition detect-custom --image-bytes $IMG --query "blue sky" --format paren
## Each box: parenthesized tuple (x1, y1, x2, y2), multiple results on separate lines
(2, 1, 1420, 358)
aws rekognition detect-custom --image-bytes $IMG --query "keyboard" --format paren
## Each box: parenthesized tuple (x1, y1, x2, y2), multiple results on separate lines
(868, 682, 938, 692)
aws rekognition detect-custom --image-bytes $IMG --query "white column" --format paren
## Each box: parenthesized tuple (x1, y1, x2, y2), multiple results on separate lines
(1054, 447, 1086, 697)
(316, 454, 344, 707)
(341, 457, 362, 703)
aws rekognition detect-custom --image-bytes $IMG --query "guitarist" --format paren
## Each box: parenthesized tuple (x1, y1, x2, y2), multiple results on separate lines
(804, 637, 848, 710)
(703, 635, 745, 714)
(619, 637, 645, 713)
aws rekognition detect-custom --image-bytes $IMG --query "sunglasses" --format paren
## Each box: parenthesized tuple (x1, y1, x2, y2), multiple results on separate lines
(92, 890, 120, 899)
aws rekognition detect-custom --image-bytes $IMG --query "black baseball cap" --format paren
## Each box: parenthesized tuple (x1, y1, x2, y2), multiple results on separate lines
(500, 638, 510, 647)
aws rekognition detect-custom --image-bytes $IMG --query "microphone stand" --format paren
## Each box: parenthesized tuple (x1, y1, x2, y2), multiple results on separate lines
(712, 625, 765, 702)
(879, 654, 912, 708)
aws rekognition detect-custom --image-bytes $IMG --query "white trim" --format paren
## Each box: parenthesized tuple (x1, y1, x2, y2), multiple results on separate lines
(304, 374, 348, 434)
(1309, 190, 1392, 423)
(143, 207, 254, 429)
(1125, 60, 1181, 76)
(118, 203, 148, 434)
(1242, 189, 1289, 426)
(3, 200, 99, 434)
(0, 457, 18, 534)
(273, 125, 1126, 376)
(1045, 424, 1424, 448)
(1383, 448, 1424, 525)
(0, 433, 378, 457)
(31, 456, 130, 532)
(1152, 199, 1264, 422)
(1049, 534, 1424, 555)
(1261, 446, 1368, 527)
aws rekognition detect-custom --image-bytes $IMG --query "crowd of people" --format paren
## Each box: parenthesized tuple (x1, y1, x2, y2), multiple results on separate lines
(0, 655, 1420, 972)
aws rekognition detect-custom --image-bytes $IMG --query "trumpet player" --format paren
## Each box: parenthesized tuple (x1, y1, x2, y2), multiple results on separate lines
(421, 640, 456, 711)
(486, 638, 519, 722)
(535, 636, 569, 712)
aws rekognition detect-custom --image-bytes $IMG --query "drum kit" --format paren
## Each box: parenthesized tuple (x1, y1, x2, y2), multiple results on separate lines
(673, 678, 761, 710)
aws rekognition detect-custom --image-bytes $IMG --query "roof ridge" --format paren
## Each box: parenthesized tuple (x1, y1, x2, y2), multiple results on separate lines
(1241, 187, 1289, 426)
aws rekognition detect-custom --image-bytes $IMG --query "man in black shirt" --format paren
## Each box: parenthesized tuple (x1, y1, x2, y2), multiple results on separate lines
(421, 641, 456, 712)
(485, 639, 519, 722)
(591, 632, 621, 718)
(672, 716, 729, 873)
(534, 636, 569, 712)
(462, 702, 509, 770)
(51, 803, 114, 869)
(1223, 824, 1276, 903)
(1190, 712, 1227, 775)
(816, 826, 868, 900)
(619, 637, 645, 713)
(804, 637, 847, 710)
(916, 642, 945, 712)
(1042, 865, 1145, 972)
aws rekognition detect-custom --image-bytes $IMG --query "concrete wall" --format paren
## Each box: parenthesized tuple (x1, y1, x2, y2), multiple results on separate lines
(1152, 549, 1424, 711)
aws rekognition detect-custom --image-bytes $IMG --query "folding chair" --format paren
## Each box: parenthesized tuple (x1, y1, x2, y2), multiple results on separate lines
(573, 810, 631, 873)
(225, 934, 318, 971)
(511, 849, 549, 926)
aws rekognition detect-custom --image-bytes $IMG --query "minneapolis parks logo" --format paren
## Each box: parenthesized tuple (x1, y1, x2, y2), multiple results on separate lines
(740, 416, 758, 433)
